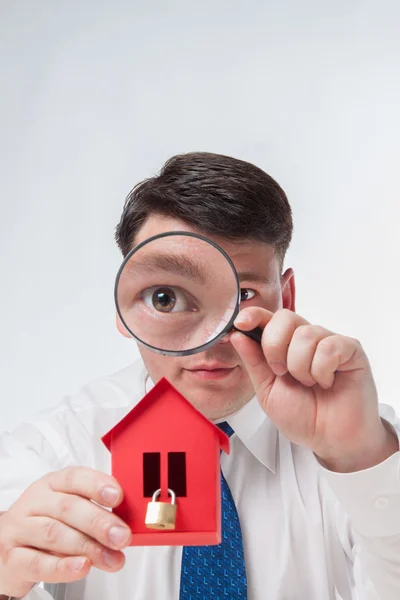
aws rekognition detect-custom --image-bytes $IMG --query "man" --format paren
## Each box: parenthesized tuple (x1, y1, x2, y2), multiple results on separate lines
(0, 152, 399, 600)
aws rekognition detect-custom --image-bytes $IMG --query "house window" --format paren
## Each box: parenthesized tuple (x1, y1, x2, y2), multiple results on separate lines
(143, 452, 160, 497)
(143, 451, 187, 497)
(168, 452, 187, 497)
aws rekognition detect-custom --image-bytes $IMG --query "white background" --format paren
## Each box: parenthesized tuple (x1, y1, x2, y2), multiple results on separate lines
(1, 0, 399, 431)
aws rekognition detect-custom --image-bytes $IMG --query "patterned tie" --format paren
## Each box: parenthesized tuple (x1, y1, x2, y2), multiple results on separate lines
(179, 421, 248, 599)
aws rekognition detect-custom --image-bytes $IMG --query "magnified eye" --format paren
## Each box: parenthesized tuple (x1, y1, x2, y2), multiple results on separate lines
(152, 288, 176, 312)
(141, 286, 196, 313)
(240, 288, 256, 302)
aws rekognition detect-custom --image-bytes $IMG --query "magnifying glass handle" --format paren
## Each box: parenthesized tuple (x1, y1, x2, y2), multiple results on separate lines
(233, 326, 263, 344)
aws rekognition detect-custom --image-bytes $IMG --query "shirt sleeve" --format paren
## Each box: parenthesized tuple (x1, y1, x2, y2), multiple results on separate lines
(317, 403, 400, 600)
(6, 584, 56, 600)
(0, 421, 65, 512)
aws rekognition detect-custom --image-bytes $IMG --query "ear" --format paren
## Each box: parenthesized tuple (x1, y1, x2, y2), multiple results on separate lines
(116, 313, 132, 338)
(280, 268, 296, 312)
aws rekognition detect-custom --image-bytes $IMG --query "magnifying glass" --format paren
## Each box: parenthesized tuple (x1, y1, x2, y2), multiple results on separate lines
(115, 231, 263, 356)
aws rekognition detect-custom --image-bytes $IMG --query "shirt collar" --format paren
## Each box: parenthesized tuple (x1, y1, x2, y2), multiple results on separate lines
(224, 396, 277, 474)
(144, 371, 277, 474)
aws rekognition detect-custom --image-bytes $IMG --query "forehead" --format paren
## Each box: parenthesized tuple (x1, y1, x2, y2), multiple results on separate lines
(135, 214, 280, 278)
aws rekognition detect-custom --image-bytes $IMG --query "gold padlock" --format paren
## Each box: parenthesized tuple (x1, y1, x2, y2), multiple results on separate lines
(145, 488, 177, 530)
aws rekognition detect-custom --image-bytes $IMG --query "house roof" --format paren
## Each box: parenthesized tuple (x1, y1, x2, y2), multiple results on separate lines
(101, 377, 230, 454)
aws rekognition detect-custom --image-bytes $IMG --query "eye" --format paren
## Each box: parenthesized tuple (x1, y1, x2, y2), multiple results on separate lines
(141, 286, 195, 313)
(240, 288, 256, 302)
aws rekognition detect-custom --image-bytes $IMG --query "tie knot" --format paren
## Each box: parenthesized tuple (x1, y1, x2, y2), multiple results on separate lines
(217, 421, 235, 438)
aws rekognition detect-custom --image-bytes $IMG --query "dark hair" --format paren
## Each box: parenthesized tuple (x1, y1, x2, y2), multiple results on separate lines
(115, 152, 293, 267)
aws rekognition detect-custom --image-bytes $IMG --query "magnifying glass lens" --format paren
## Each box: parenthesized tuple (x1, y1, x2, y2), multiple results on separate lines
(115, 233, 240, 355)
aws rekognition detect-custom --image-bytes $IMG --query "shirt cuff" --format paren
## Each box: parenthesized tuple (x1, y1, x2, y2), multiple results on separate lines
(315, 421, 400, 538)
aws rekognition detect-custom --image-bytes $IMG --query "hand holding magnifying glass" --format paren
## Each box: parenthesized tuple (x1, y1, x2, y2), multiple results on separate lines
(115, 231, 262, 356)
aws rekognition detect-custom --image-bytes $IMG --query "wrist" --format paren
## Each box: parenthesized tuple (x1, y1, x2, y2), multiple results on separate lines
(0, 581, 33, 599)
(315, 420, 399, 473)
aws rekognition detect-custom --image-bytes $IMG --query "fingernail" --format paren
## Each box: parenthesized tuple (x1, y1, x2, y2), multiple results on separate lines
(70, 557, 88, 571)
(269, 361, 287, 376)
(101, 486, 121, 506)
(109, 526, 131, 546)
(103, 549, 121, 568)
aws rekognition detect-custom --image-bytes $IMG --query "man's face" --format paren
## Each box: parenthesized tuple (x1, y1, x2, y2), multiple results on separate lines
(117, 214, 295, 419)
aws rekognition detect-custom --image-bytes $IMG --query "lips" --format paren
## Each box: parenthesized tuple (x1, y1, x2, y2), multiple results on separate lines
(184, 364, 238, 381)
(187, 363, 237, 371)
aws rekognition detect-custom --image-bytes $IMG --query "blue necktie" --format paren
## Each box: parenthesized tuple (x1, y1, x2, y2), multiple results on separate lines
(179, 421, 248, 599)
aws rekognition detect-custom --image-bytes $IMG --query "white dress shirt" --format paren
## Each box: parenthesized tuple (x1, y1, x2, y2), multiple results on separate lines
(1, 359, 400, 600)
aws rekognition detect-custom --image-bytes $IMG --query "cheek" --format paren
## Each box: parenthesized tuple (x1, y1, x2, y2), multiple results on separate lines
(138, 346, 183, 383)
(248, 288, 282, 311)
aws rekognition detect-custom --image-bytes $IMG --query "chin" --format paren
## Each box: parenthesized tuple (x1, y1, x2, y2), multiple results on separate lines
(178, 383, 253, 420)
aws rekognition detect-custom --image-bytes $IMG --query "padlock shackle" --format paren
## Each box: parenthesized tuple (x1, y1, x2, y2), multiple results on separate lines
(151, 488, 176, 504)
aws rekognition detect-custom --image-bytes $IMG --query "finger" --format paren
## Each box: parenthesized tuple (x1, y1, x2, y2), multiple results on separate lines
(311, 335, 361, 389)
(259, 309, 310, 375)
(287, 325, 332, 387)
(234, 308, 308, 375)
(46, 467, 124, 508)
(8, 516, 125, 573)
(231, 308, 277, 395)
(29, 490, 132, 551)
(5, 546, 91, 584)
(233, 306, 275, 333)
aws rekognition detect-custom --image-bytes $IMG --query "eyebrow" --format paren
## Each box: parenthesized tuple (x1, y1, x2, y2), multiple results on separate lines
(237, 271, 273, 286)
(124, 253, 208, 285)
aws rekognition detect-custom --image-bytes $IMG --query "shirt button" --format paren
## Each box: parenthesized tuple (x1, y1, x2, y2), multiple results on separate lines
(374, 497, 389, 509)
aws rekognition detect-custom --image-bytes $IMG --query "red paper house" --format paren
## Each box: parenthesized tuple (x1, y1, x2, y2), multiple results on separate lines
(101, 378, 230, 546)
